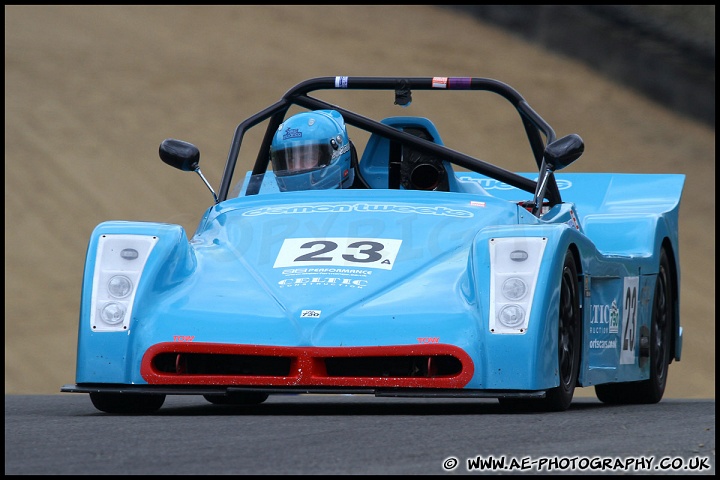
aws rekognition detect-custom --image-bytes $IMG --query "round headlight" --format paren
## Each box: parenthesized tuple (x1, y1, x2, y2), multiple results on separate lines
(498, 304, 525, 328)
(107, 275, 132, 298)
(502, 277, 527, 300)
(100, 302, 126, 325)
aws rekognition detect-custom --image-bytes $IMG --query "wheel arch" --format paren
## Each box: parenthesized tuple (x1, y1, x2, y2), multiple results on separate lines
(660, 237, 681, 362)
(566, 240, 584, 367)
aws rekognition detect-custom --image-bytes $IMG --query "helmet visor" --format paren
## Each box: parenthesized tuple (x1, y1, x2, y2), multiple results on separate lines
(271, 142, 334, 176)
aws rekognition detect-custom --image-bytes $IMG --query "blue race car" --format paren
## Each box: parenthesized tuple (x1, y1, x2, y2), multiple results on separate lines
(62, 76, 684, 413)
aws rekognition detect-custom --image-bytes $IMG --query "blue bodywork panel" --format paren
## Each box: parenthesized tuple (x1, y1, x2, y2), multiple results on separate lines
(74, 170, 684, 390)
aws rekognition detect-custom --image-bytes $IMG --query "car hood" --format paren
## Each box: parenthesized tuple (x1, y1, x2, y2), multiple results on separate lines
(142, 189, 522, 344)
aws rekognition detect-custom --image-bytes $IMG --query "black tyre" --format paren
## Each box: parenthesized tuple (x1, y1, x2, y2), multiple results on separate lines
(89, 392, 166, 414)
(541, 250, 582, 411)
(203, 392, 269, 405)
(595, 248, 673, 404)
(499, 250, 581, 412)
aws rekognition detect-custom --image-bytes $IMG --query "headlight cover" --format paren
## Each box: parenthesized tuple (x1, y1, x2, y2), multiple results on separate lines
(489, 237, 547, 334)
(90, 234, 158, 332)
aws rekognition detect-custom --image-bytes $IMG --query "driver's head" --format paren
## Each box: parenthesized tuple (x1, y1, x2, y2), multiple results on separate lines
(270, 110, 354, 192)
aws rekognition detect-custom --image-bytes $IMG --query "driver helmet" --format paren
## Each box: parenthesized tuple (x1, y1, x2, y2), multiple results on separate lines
(270, 110, 354, 192)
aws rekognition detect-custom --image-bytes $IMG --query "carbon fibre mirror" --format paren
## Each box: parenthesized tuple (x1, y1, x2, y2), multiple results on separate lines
(544, 134, 584, 171)
(159, 138, 218, 204)
(159, 138, 200, 172)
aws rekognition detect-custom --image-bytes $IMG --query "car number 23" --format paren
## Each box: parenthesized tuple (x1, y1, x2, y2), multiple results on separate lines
(273, 237, 402, 270)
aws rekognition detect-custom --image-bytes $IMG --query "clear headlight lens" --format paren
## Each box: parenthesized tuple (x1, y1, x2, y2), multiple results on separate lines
(107, 275, 133, 298)
(498, 304, 525, 328)
(100, 302, 126, 325)
(501, 277, 527, 300)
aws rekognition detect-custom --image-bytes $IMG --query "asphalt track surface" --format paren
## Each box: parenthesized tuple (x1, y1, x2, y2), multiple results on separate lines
(5, 395, 715, 475)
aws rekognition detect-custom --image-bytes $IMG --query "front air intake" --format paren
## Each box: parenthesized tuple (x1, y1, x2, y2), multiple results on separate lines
(141, 343, 474, 389)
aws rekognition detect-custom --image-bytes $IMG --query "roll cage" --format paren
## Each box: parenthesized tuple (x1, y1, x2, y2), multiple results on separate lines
(165, 77, 584, 217)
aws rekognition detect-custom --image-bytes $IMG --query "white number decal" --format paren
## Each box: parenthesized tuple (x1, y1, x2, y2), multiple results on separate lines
(273, 238, 402, 270)
(620, 277, 639, 365)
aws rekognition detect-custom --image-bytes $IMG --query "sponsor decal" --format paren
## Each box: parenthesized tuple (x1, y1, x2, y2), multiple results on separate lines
(282, 127, 302, 140)
(590, 300, 620, 335)
(432, 77, 448, 89)
(282, 267, 372, 277)
(331, 142, 350, 159)
(589, 338, 618, 349)
(300, 310, 321, 318)
(588, 278, 639, 364)
(608, 300, 620, 333)
(458, 176, 573, 191)
(567, 209, 580, 230)
(243, 203, 473, 218)
(417, 337, 440, 344)
(589, 297, 621, 352)
(281, 267, 373, 289)
(278, 277, 368, 289)
(470, 201, 486, 207)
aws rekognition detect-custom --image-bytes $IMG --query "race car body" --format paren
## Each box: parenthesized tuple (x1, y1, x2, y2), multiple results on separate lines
(62, 77, 684, 413)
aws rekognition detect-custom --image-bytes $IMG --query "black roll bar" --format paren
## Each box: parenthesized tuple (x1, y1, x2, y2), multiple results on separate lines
(217, 76, 560, 203)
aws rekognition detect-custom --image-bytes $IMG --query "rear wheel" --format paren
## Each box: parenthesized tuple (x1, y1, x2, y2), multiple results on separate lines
(89, 392, 166, 414)
(595, 248, 673, 404)
(203, 392, 269, 405)
(499, 250, 581, 412)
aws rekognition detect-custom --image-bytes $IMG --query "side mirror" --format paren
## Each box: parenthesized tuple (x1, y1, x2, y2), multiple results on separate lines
(159, 138, 218, 204)
(544, 134, 584, 171)
(530, 134, 584, 217)
(159, 138, 200, 172)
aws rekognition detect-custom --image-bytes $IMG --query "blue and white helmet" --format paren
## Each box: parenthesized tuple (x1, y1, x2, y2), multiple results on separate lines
(270, 110, 354, 192)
